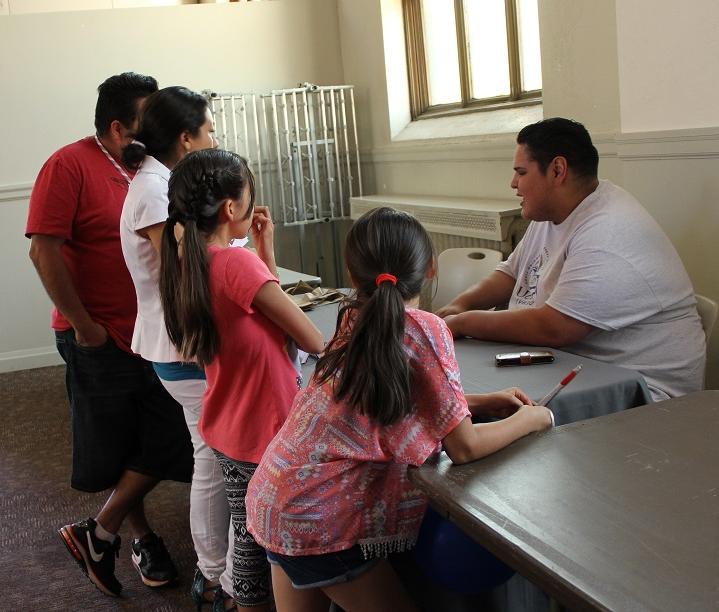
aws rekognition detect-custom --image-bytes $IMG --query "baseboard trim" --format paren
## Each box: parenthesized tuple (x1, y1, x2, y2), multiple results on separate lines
(0, 347, 63, 373)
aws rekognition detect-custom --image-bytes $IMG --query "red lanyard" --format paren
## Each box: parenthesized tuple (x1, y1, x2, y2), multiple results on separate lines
(94, 135, 132, 185)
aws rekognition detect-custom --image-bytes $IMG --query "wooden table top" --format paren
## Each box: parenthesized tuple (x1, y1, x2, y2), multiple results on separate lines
(409, 390, 719, 612)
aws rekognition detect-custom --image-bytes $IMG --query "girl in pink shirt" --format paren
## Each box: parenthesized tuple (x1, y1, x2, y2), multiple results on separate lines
(159, 149, 324, 612)
(245, 207, 553, 612)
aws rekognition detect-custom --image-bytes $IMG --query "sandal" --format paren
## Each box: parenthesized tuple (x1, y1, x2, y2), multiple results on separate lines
(212, 588, 237, 612)
(190, 567, 222, 612)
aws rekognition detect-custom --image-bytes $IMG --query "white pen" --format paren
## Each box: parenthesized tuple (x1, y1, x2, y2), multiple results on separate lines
(538, 364, 582, 406)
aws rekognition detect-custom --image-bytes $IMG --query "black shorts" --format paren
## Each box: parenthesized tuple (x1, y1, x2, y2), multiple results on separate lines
(55, 330, 193, 492)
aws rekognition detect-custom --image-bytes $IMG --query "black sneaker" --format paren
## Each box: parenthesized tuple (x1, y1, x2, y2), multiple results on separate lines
(131, 532, 178, 587)
(58, 517, 122, 597)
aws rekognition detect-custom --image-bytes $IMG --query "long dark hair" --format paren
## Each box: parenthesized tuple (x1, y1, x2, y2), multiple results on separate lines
(122, 86, 209, 170)
(160, 149, 256, 366)
(314, 207, 434, 426)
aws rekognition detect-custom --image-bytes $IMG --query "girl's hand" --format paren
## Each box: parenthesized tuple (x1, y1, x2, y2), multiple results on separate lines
(249, 206, 277, 275)
(249, 206, 274, 248)
(496, 386, 533, 406)
(466, 387, 533, 419)
(516, 403, 554, 432)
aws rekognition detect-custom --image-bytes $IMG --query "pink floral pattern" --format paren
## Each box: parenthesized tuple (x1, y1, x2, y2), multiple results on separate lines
(246, 309, 470, 557)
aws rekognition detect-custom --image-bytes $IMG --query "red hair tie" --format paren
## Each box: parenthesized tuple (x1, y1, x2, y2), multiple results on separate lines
(375, 273, 397, 287)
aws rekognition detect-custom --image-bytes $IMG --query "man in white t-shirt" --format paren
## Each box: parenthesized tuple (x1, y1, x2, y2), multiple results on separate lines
(436, 117, 705, 400)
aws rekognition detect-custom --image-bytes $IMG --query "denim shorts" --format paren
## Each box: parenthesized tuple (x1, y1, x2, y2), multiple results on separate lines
(55, 329, 193, 492)
(266, 545, 381, 589)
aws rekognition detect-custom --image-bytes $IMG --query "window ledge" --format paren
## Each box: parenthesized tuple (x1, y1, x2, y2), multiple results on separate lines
(393, 103, 543, 143)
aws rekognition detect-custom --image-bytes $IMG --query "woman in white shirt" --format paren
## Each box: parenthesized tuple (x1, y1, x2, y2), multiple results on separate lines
(119, 86, 234, 610)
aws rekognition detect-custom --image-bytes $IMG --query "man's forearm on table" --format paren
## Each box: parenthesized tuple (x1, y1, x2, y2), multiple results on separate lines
(448, 305, 593, 346)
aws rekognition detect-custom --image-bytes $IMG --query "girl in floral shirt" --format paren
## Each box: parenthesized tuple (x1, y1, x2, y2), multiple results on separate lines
(246, 207, 552, 612)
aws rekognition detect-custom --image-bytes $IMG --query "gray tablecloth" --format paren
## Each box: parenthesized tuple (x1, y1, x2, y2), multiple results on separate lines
(454, 338, 652, 424)
(303, 302, 652, 422)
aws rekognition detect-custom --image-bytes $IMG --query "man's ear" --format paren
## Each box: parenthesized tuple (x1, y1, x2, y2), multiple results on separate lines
(108, 119, 125, 145)
(550, 156, 568, 181)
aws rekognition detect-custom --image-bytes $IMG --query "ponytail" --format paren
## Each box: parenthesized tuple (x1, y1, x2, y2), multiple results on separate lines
(159, 217, 218, 367)
(159, 218, 183, 354)
(122, 140, 147, 170)
(159, 148, 255, 367)
(317, 281, 410, 426)
(314, 207, 434, 426)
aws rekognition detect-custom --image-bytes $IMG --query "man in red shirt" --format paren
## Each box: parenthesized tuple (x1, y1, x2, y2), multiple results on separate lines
(26, 73, 193, 598)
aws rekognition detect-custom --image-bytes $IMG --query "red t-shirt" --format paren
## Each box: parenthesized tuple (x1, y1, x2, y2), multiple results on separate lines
(199, 246, 301, 463)
(25, 137, 137, 353)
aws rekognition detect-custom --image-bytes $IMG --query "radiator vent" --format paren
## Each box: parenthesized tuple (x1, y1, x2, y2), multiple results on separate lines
(349, 194, 526, 256)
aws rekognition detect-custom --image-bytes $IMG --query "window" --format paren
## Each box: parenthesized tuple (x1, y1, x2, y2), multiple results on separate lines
(403, 0, 542, 120)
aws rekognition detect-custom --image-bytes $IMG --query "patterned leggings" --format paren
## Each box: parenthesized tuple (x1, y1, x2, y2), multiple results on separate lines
(212, 450, 270, 607)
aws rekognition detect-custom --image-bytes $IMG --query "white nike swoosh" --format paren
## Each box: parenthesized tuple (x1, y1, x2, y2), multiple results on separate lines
(131, 550, 142, 566)
(86, 531, 104, 563)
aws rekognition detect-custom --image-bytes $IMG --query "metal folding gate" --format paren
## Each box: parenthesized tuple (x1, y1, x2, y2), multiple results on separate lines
(205, 83, 362, 284)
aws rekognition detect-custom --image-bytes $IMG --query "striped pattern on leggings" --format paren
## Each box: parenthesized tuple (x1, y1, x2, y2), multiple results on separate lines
(212, 450, 270, 607)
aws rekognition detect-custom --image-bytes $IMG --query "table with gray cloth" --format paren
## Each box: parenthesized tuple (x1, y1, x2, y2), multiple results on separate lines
(303, 302, 652, 422)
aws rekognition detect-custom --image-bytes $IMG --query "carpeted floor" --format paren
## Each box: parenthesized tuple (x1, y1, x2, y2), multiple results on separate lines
(1, 365, 523, 612)
(1, 365, 199, 611)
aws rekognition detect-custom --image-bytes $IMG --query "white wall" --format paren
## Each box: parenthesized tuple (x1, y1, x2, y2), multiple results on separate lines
(1, 1, 343, 186)
(336, 0, 719, 388)
(614, 1, 719, 387)
(0, 0, 343, 371)
(539, 0, 621, 136)
(616, 0, 719, 133)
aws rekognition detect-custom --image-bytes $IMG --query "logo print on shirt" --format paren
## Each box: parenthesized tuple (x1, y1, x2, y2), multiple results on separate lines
(515, 248, 549, 306)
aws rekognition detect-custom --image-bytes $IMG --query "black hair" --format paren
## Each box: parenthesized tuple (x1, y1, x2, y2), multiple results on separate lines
(122, 86, 209, 170)
(517, 117, 599, 179)
(160, 149, 255, 367)
(94, 72, 158, 136)
(314, 207, 434, 426)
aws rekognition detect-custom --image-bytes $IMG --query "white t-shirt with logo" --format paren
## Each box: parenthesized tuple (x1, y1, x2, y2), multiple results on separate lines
(496, 180, 705, 400)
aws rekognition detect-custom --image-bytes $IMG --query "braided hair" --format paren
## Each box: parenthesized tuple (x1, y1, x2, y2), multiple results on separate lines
(160, 149, 255, 365)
